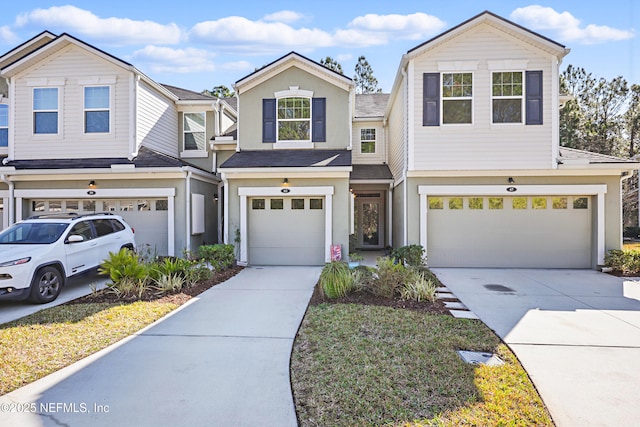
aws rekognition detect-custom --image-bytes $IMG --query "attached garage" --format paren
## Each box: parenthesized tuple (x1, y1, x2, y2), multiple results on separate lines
(419, 185, 607, 269)
(248, 196, 325, 265)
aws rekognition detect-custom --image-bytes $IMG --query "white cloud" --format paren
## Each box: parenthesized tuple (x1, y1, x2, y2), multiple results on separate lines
(336, 53, 353, 62)
(347, 12, 446, 40)
(510, 5, 634, 44)
(219, 60, 253, 71)
(132, 45, 215, 73)
(15, 6, 183, 45)
(0, 26, 19, 45)
(262, 11, 304, 24)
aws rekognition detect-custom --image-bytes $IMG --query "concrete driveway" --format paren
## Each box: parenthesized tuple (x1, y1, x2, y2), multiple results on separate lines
(433, 268, 640, 427)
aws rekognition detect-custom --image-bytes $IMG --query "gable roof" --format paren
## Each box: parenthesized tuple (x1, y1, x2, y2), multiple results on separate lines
(0, 31, 57, 70)
(162, 84, 217, 101)
(234, 51, 353, 94)
(355, 94, 390, 118)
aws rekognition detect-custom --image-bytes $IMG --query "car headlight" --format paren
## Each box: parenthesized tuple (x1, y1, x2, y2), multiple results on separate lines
(0, 257, 31, 267)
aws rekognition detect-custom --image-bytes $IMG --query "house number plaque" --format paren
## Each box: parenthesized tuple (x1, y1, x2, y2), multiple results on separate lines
(281, 188, 291, 193)
(506, 187, 517, 192)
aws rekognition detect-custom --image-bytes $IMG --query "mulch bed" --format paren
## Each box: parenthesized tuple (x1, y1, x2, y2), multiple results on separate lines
(308, 283, 452, 315)
(68, 265, 244, 306)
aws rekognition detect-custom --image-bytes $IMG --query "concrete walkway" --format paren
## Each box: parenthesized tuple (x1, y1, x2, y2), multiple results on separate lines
(433, 268, 640, 427)
(0, 266, 320, 427)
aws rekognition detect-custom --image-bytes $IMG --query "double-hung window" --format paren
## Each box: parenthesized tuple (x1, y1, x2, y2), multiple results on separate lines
(492, 72, 523, 123)
(184, 112, 206, 151)
(277, 97, 311, 141)
(84, 86, 110, 133)
(33, 87, 59, 134)
(360, 128, 376, 153)
(0, 104, 7, 147)
(442, 73, 472, 124)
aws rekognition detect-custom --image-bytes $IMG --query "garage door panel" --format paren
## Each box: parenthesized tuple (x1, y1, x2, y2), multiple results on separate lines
(428, 196, 592, 268)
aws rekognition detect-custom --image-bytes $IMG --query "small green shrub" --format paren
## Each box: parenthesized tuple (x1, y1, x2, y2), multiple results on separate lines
(99, 248, 149, 285)
(371, 256, 410, 298)
(400, 271, 437, 302)
(198, 244, 235, 270)
(319, 262, 355, 299)
(106, 278, 150, 299)
(184, 263, 213, 286)
(153, 274, 185, 295)
(391, 244, 426, 267)
(605, 249, 640, 274)
(151, 257, 193, 281)
(348, 253, 364, 262)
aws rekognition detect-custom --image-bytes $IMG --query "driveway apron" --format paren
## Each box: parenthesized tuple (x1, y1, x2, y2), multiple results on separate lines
(433, 268, 640, 427)
(0, 266, 320, 427)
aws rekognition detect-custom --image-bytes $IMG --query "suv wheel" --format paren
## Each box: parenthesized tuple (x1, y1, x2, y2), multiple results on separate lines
(29, 266, 63, 304)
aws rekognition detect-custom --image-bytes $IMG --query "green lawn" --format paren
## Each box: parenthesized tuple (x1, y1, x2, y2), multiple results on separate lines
(291, 304, 552, 427)
(0, 301, 178, 395)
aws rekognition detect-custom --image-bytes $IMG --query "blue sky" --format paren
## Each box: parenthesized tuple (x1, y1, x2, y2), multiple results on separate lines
(0, 1, 637, 93)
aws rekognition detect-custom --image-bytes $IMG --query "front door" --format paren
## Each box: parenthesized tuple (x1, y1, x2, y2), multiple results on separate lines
(355, 193, 384, 249)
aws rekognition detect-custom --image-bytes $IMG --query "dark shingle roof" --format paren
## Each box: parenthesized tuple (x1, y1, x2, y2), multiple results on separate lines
(350, 164, 393, 180)
(7, 146, 185, 169)
(222, 97, 237, 111)
(161, 84, 216, 101)
(559, 147, 637, 164)
(220, 150, 351, 168)
(355, 94, 390, 118)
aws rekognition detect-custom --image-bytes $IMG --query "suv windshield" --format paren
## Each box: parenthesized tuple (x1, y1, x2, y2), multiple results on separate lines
(0, 222, 69, 244)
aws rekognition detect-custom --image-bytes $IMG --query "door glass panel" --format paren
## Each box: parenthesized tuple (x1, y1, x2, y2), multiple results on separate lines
(512, 197, 527, 209)
(573, 197, 589, 209)
(449, 197, 463, 209)
(469, 197, 483, 209)
(292, 199, 305, 209)
(362, 202, 379, 246)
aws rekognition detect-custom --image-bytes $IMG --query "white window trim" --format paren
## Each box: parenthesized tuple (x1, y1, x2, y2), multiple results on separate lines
(360, 128, 377, 154)
(182, 112, 207, 155)
(83, 85, 112, 135)
(418, 184, 607, 266)
(276, 96, 312, 143)
(441, 72, 474, 126)
(238, 186, 334, 265)
(491, 71, 524, 125)
(32, 86, 62, 138)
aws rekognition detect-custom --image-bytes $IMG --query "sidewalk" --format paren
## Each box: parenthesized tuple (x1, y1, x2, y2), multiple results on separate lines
(0, 266, 320, 427)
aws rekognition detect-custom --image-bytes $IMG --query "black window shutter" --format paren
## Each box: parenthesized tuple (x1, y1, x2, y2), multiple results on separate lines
(262, 98, 276, 142)
(423, 73, 440, 126)
(526, 71, 543, 125)
(312, 97, 326, 142)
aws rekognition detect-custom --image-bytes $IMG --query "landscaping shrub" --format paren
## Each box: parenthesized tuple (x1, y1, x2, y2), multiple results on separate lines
(371, 256, 410, 298)
(400, 270, 437, 302)
(106, 278, 150, 299)
(99, 248, 149, 286)
(198, 244, 235, 270)
(153, 274, 185, 295)
(605, 249, 640, 274)
(150, 257, 193, 281)
(319, 262, 355, 299)
(391, 244, 426, 267)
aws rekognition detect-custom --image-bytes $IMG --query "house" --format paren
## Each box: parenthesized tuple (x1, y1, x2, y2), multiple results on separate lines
(0, 32, 237, 256)
(221, 11, 639, 269)
(0, 11, 636, 269)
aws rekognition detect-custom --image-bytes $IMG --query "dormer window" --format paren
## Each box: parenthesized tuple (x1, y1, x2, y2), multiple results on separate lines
(277, 97, 310, 141)
(33, 87, 59, 134)
(84, 86, 110, 133)
(492, 72, 523, 123)
(0, 104, 7, 147)
(184, 112, 206, 150)
(442, 73, 473, 124)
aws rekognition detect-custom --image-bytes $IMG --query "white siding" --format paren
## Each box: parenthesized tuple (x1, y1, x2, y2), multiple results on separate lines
(352, 120, 386, 164)
(387, 77, 406, 179)
(12, 45, 131, 159)
(411, 25, 556, 170)
(137, 81, 178, 157)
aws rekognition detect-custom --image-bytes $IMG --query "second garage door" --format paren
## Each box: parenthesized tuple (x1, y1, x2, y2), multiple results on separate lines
(248, 197, 325, 266)
(427, 195, 592, 268)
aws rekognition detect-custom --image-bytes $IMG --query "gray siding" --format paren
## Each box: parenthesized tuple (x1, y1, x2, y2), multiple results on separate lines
(352, 120, 386, 164)
(137, 81, 178, 157)
(387, 81, 406, 179)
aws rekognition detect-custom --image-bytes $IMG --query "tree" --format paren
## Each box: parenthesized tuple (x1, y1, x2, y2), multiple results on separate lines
(624, 84, 640, 158)
(353, 56, 382, 94)
(560, 65, 629, 156)
(319, 56, 343, 74)
(202, 85, 234, 98)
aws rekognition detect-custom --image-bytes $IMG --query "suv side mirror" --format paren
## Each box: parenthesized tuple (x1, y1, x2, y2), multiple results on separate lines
(67, 235, 84, 243)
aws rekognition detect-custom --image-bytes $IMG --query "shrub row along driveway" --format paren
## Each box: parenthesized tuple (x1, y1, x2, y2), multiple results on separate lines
(433, 268, 640, 427)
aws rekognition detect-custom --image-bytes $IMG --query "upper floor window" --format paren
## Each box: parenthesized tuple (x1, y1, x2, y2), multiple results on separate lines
(184, 112, 206, 150)
(84, 86, 110, 133)
(360, 128, 376, 153)
(442, 73, 472, 124)
(0, 104, 7, 147)
(492, 72, 523, 123)
(277, 97, 310, 141)
(33, 87, 58, 134)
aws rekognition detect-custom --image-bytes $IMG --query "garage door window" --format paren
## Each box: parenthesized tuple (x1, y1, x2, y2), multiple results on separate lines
(552, 197, 568, 209)
(532, 197, 547, 209)
(271, 199, 284, 210)
(252, 199, 265, 210)
(512, 197, 527, 209)
(428, 197, 443, 209)
(156, 200, 168, 211)
(449, 198, 463, 209)
(292, 199, 304, 209)
(310, 199, 323, 210)
(469, 197, 483, 209)
(573, 197, 588, 209)
(488, 197, 503, 209)
(84, 200, 96, 212)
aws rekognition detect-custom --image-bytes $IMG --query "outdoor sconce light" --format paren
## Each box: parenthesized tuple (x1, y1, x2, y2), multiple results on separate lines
(282, 178, 289, 186)
(508, 177, 515, 184)
(213, 194, 219, 202)
(88, 180, 96, 188)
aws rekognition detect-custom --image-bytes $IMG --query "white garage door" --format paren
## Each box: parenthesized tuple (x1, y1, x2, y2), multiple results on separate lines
(30, 199, 169, 256)
(248, 197, 325, 266)
(427, 195, 592, 268)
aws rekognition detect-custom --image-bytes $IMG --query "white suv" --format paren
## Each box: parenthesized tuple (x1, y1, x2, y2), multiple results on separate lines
(0, 213, 135, 304)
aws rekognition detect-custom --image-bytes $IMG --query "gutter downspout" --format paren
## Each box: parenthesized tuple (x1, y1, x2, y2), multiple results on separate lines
(0, 174, 14, 225)
(401, 66, 409, 246)
(222, 172, 229, 244)
(185, 168, 192, 254)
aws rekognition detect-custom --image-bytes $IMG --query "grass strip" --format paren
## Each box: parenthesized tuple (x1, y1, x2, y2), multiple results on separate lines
(0, 301, 177, 395)
(291, 303, 552, 427)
